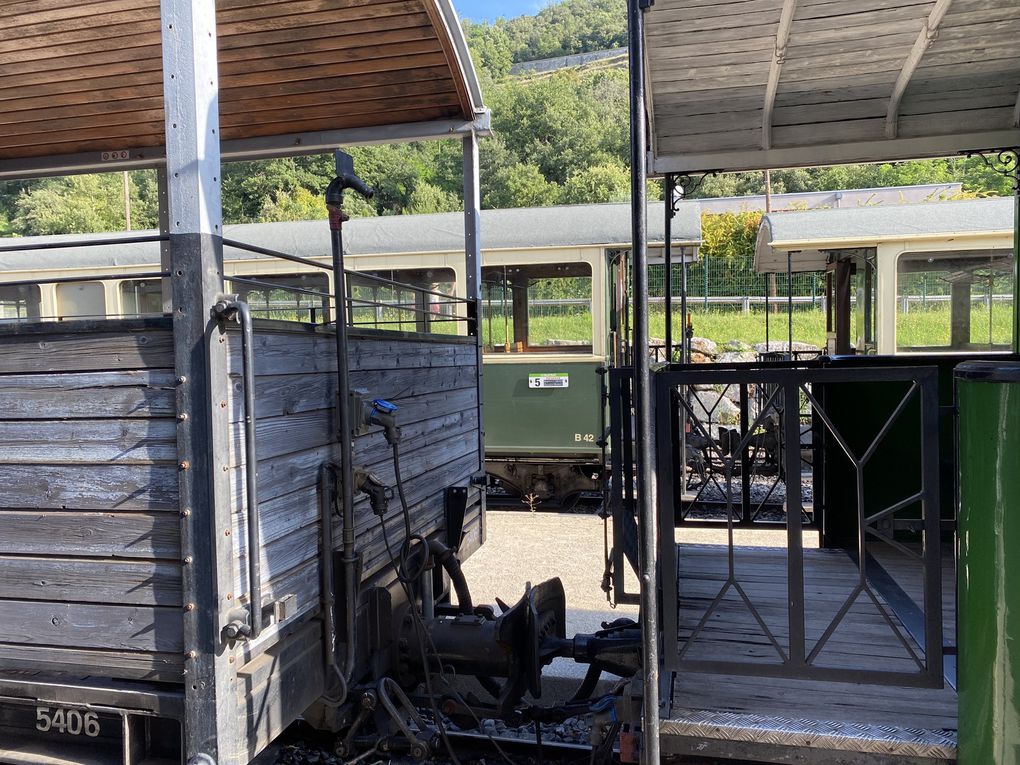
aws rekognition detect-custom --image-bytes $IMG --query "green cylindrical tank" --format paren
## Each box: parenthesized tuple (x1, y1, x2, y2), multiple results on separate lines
(956, 360, 1020, 765)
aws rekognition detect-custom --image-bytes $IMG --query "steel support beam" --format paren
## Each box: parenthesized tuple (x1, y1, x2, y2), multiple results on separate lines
(664, 174, 674, 357)
(762, 0, 798, 151)
(651, 128, 1020, 175)
(160, 1, 238, 762)
(628, 0, 661, 762)
(0, 113, 492, 182)
(463, 131, 485, 477)
(886, 0, 955, 139)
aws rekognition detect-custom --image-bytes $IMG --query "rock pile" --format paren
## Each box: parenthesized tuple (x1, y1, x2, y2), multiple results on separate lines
(649, 337, 820, 365)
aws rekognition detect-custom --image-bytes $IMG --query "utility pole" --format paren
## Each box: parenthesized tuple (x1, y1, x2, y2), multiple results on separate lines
(123, 171, 132, 231)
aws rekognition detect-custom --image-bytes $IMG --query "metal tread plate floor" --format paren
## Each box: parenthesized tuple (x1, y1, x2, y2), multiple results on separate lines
(661, 708, 956, 763)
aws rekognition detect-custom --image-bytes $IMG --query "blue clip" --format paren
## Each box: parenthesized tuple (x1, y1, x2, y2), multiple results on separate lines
(373, 399, 398, 414)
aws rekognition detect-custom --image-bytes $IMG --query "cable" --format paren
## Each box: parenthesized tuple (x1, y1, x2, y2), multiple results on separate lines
(381, 442, 524, 765)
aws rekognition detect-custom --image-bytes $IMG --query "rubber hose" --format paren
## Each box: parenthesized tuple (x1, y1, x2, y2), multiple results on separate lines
(427, 539, 472, 613)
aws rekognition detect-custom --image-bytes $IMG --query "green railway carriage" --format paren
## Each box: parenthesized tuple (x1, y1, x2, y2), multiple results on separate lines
(0, 202, 702, 507)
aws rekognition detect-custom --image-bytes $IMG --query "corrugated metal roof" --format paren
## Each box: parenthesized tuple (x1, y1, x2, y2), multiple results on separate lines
(754, 197, 1015, 273)
(0, 201, 702, 273)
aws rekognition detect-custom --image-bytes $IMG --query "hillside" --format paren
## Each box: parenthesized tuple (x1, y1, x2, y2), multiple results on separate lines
(0, 0, 1012, 237)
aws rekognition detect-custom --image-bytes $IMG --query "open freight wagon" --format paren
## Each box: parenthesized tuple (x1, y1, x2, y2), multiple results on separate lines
(0, 2, 490, 763)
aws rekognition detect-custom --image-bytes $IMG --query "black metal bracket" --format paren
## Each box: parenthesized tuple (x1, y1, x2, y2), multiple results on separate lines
(964, 148, 1020, 193)
(445, 485, 470, 551)
(674, 171, 720, 201)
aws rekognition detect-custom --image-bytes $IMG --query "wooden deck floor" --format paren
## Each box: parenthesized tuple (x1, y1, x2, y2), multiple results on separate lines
(665, 543, 957, 762)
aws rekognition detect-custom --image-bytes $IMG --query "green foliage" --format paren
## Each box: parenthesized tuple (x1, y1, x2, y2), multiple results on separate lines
(0, 0, 1013, 239)
(562, 162, 630, 204)
(12, 171, 158, 236)
(700, 211, 763, 262)
(487, 68, 628, 187)
(407, 182, 462, 215)
(484, 162, 562, 208)
(464, 0, 626, 67)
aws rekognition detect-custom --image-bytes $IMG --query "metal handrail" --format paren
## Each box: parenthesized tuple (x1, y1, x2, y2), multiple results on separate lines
(348, 270, 469, 304)
(228, 275, 332, 300)
(214, 299, 264, 639)
(0, 234, 168, 253)
(222, 238, 330, 272)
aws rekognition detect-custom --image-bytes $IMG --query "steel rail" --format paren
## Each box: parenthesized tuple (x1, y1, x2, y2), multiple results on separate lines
(349, 269, 470, 303)
(222, 237, 330, 272)
(227, 275, 332, 300)
(0, 235, 168, 253)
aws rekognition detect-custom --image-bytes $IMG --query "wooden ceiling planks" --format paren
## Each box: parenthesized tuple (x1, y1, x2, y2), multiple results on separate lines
(0, 0, 477, 164)
(646, 0, 1020, 172)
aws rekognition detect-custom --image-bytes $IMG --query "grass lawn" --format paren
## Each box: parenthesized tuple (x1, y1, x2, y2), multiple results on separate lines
(488, 305, 1014, 351)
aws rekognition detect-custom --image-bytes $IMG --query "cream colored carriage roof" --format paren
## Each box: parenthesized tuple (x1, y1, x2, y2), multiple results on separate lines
(645, 0, 1020, 174)
(0, 0, 486, 176)
(754, 196, 1015, 272)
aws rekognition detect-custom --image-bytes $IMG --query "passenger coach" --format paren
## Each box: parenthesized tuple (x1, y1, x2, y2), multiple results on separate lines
(0, 202, 703, 508)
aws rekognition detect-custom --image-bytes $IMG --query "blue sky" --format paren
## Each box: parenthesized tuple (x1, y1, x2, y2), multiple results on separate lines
(453, 0, 551, 22)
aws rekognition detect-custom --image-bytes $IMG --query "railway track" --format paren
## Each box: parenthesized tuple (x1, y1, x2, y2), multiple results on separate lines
(271, 719, 612, 765)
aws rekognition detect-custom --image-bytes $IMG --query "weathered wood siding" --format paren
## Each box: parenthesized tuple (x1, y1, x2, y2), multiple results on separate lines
(225, 324, 482, 632)
(0, 320, 183, 681)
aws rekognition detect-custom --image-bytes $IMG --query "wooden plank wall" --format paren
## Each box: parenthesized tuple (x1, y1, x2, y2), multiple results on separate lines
(0, 0, 471, 162)
(225, 324, 481, 637)
(0, 320, 183, 681)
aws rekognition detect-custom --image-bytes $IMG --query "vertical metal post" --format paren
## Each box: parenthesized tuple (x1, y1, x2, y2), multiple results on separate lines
(160, 0, 238, 761)
(739, 386, 752, 524)
(628, 0, 661, 760)
(664, 174, 674, 360)
(464, 133, 485, 478)
(787, 251, 794, 356)
(680, 211, 689, 364)
(1013, 162, 1019, 354)
(784, 382, 806, 666)
(919, 368, 944, 684)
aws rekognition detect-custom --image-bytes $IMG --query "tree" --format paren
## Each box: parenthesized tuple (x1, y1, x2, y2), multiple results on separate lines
(484, 162, 562, 208)
(562, 162, 630, 204)
(257, 187, 380, 223)
(407, 182, 462, 214)
(13, 172, 157, 236)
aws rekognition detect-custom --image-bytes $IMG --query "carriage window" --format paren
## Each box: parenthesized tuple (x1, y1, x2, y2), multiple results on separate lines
(896, 250, 1014, 352)
(0, 284, 41, 321)
(227, 273, 329, 323)
(120, 279, 164, 317)
(56, 281, 105, 319)
(482, 263, 593, 353)
(348, 267, 458, 333)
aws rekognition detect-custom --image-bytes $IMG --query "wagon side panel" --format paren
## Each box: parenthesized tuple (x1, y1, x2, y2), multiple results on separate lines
(0, 323, 184, 682)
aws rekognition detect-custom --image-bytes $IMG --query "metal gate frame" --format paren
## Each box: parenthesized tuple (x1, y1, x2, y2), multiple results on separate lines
(655, 364, 945, 689)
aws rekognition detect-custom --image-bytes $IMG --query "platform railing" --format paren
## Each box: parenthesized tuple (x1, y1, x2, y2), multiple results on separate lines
(0, 235, 473, 336)
(653, 363, 945, 688)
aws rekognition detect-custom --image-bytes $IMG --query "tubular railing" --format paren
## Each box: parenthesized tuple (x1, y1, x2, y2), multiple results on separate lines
(0, 235, 473, 336)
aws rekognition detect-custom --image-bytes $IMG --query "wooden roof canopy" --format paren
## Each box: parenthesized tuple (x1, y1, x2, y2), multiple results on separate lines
(645, 0, 1020, 173)
(0, 0, 486, 175)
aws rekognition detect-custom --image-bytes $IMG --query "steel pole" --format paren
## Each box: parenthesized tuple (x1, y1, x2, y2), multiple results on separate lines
(664, 174, 674, 360)
(788, 250, 794, 356)
(1013, 164, 1019, 354)
(627, 1, 661, 762)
